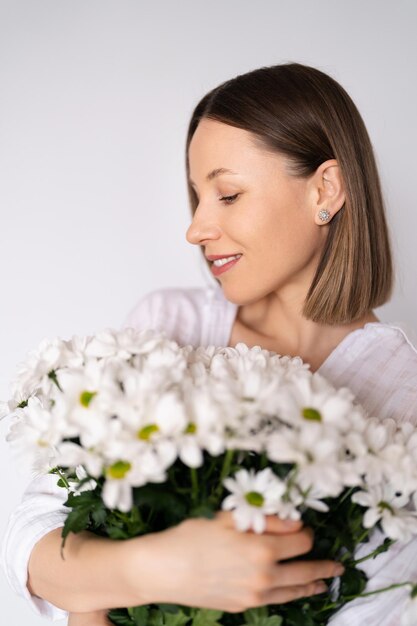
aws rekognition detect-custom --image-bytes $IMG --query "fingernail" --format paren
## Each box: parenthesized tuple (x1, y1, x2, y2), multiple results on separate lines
(314, 582, 328, 594)
(334, 564, 345, 576)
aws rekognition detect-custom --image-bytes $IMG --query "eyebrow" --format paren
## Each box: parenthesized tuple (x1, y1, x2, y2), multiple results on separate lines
(188, 168, 239, 187)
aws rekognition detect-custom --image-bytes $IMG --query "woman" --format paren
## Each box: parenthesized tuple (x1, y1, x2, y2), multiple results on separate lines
(2, 62, 417, 626)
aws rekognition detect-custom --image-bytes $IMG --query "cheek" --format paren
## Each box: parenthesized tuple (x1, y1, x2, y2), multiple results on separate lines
(250, 206, 320, 270)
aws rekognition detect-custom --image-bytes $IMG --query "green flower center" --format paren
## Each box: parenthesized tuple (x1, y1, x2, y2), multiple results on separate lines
(378, 500, 395, 514)
(80, 391, 97, 407)
(185, 422, 197, 434)
(137, 423, 159, 440)
(106, 460, 132, 479)
(245, 491, 265, 507)
(302, 407, 322, 422)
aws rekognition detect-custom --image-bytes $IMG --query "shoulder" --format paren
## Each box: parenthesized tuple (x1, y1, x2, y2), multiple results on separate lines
(122, 286, 215, 345)
(365, 321, 417, 369)
(354, 322, 417, 423)
(322, 321, 417, 425)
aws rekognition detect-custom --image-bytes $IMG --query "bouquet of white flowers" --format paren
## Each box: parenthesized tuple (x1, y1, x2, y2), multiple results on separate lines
(2, 327, 417, 625)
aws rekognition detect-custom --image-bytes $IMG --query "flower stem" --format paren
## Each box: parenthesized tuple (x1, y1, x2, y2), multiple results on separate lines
(56, 467, 71, 490)
(190, 467, 199, 504)
(350, 538, 395, 565)
(212, 448, 235, 502)
(318, 581, 414, 612)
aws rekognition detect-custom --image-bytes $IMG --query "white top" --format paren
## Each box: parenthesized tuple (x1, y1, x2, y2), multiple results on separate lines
(1, 284, 417, 623)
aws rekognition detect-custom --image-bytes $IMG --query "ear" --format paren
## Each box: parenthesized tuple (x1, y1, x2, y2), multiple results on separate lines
(309, 159, 346, 226)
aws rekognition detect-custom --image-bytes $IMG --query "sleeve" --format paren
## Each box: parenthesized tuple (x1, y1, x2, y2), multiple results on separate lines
(0, 473, 69, 620)
(328, 528, 417, 625)
(0, 288, 183, 619)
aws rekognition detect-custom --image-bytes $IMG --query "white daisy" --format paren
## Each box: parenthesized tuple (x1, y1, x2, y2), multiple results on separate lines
(221, 467, 286, 534)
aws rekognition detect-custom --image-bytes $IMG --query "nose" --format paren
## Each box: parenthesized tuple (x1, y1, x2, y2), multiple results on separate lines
(185, 210, 222, 246)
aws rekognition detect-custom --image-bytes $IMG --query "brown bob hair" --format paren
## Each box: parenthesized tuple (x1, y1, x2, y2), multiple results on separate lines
(184, 62, 394, 325)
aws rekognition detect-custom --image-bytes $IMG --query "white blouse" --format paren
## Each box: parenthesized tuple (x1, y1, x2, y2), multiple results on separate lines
(1, 284, 417, 624)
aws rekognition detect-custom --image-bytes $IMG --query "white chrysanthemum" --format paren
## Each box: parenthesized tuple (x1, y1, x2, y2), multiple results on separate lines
(270, 374, 362, 433)
(266, 423, 346, 498)
(221, 467, 286, 534)
(6, 397, 67, 466)
(8, 337, 68, 408)
(72, 465, 98, 493)
(178, 382, 228, 463)
(52, 359, 121, 447)
(61, 334, 92, 368)
(84, 327, 170, 360)
(55, 441, 104, 477)
(352, 482, 417, 542)
(101, 444, 175, 512)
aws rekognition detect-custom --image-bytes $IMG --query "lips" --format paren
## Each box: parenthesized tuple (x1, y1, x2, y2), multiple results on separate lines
(206, 253, 242, 261)
(210, 255, 242, 277)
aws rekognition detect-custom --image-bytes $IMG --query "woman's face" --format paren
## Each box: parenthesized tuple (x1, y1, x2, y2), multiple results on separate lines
(186, 119, 330, 306)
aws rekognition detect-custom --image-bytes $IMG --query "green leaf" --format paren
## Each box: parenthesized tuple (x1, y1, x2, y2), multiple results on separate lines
(108, 608, 135, 625)
(164, 610, 191, 626)
(188, 504, 216, 519)
(243, 608, 282, 626)
(62, 505, 91, 540)
(156, 604, 184, 613)
(191, 608, 223, 626)
(243, 607, 268, 623)
(148, 608, 165, 626)
(127, 605, 150, 626)
(339, 566, 368, 597)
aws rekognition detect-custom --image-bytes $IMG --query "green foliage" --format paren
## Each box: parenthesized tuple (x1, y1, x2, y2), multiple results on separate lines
(243, 607, 282, 626)
(190, 608, 224, 626)
(55, 453, 396, 625)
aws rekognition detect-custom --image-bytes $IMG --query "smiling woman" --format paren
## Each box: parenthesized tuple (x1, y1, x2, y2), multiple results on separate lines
(2, 62, 417, 626)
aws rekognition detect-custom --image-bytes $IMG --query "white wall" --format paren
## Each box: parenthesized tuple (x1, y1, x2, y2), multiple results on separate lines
(1, 1, 416, 623)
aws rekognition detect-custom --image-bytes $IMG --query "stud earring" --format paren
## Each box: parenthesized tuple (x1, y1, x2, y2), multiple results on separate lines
(318, 209, 331, 223)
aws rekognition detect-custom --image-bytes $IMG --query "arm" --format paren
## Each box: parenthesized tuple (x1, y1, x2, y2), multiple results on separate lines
(55, 513, 342, 617)
(27, 528, 154, 612)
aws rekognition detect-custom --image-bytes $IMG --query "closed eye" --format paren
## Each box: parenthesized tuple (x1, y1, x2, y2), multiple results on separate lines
(219, 194, 239, 205)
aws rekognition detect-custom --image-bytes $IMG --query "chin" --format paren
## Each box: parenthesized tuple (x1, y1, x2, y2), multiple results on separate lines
(218, 282, 262, 307)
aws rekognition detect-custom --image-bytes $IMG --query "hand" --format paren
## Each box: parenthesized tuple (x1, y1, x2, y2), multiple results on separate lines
(68, 609, 112, 625)
(127, 510, 344, 613)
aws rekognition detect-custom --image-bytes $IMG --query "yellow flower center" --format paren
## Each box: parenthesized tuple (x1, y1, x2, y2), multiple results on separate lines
(79, 391, 97, 407)
(137, 424, 159, 440)
(245, 491, 265, 507)
(106, 460, 132, 479)
(302, 407, 322, 422)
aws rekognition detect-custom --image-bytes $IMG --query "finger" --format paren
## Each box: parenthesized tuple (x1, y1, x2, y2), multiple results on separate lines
(263, 514, 303, 535)
(272, 559, 345, 587)
(260, 527, 315, 561)
(215, 510, 303, 534)
(260, 580, 329, 606)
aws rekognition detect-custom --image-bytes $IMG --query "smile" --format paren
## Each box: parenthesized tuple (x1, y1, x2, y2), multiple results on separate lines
(210, 255, 242, 276)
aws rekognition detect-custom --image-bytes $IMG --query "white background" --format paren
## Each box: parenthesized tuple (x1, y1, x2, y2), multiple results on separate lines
(0, 1, 416, 623)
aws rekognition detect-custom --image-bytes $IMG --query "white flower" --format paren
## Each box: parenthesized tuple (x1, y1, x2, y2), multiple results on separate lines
(6, 397, 66, 467)
(270, 375, 361, 433)
(352, 482, 417, 542)
(62, 334, 92, 368)
(221, 467, 286, 534)
(101, 447, 172, 512)
(52, 359, 120, 447)
(266, 423, 345, 498)
(72, 465, 98, 493)
(55, 441, 104, 477)
(85, 327, 167, 360)
(11, 337, 69, 400)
